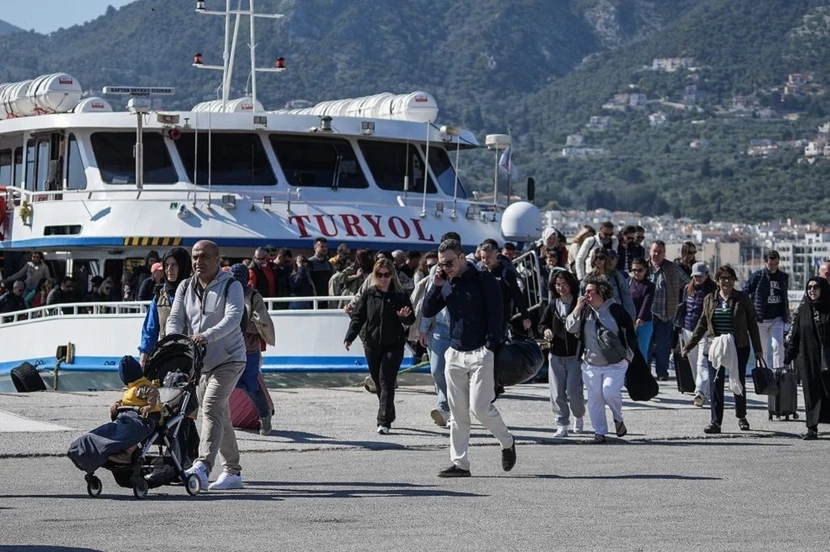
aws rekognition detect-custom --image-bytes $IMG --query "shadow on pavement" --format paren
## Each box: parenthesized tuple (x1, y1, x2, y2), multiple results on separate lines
(0, 544, 101, 552)
(514, 474, 722, 481)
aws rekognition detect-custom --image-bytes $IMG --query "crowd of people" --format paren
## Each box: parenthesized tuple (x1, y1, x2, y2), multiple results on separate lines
(6, 223, 830, 488)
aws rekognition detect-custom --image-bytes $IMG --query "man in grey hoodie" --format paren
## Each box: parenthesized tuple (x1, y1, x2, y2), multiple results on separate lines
(167, 240, 247, 491)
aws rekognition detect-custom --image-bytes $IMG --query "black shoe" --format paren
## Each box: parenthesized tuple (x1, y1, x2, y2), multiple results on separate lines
(438, 465, 471, 478)
(657, 376, 669, 382)
(501, 441, 517, 472)
(590, 435, 607, 444)
(738, 418, 750, 431)
(803, 428, 818, 441)
(614, 420, 627, 438)
(704, 422, 721, 434)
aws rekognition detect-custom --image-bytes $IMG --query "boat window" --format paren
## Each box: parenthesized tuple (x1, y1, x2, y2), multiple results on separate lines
(25, 140, 35, 190)
(36, 139, 50, 192)
(14, 147, 22, 187)
(66, 134, 87, 190)
(269, 135, 367, 189)
(422, 146, 467, 199)
(358, 141, 436, 193)
(176, 132, 276, 186)
(0, 149, 10, 185)
(90, 132, 178, 185)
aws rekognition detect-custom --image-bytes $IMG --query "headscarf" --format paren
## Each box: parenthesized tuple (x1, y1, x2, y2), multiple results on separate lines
(805, 277, 830, 314)
(162, 247, 192, 295)
(230, 263, 249, 287)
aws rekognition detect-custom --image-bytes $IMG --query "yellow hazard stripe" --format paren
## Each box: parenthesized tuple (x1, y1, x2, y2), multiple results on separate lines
(123, 237, 183, 247)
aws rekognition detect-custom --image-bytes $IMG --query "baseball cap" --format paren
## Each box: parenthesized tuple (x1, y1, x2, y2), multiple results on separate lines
(691, 262, 709, 277)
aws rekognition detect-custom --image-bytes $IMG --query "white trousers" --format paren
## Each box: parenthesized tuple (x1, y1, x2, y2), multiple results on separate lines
(682, 328, 710, 399)
(581, 360, 627, 437)
(445, 346, 514, 471)
(758, 317, 786, 368)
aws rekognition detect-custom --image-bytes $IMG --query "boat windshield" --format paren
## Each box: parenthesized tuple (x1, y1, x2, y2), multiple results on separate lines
(91, 132, 178, 184)
(358, 140, 436, 194)
(423, 145, 466, 199)
(269, 135, 368, 189)
(176, 132, 276, 186)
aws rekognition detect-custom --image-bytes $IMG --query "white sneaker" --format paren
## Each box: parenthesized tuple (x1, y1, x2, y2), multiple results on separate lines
(574, 417, 584, 434)
(377, 425, 390, 435)
(183, 460, 209, 490)
(430, 408, 449, 428)
(208, 471, 243, 491)
(553, 426, 569, 438)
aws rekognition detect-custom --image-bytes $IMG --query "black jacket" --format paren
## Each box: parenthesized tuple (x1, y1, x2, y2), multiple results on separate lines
(489, 258, 529, 334)
(345, 286, 415, 349)
(0, 291, 26, 313)
(423, 261, 503, 352)
(538, 297, 579, 357)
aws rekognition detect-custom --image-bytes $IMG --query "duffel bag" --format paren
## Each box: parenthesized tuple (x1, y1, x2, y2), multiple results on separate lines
(495, 337, 545, 387)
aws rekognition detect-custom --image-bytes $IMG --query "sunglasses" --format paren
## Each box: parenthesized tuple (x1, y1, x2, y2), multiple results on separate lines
(438, 259, 455, 268)
(376, 272, 392, 279)
(718, 277, 734, 282)
(631, 268, 645, 273)
(808, 284, 820, 290)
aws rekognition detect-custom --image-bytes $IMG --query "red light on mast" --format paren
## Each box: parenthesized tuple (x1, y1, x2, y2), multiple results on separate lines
(275, 57, 285, 69)
(193, 53, 203, 65)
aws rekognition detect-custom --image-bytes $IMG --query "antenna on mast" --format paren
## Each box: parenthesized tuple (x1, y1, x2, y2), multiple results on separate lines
(192, 0, 286, 112)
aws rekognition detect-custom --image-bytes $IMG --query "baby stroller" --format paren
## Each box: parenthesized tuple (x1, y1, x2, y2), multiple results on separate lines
(74, 334, 204, 499)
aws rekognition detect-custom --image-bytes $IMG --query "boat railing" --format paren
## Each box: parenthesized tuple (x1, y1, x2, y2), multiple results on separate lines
(0, 295, 354, 326)
(2, 185, 499, 211)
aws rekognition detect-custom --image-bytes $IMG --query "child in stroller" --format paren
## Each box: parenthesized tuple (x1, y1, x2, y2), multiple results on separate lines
(67, 334, 204, 499)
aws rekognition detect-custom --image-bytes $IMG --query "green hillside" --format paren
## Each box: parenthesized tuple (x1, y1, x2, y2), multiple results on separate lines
(3, 1, 830, 222)
(0, 19, 22, 36)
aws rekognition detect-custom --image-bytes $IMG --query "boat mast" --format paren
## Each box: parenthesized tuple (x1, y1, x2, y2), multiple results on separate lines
(194, 0, 285, 113)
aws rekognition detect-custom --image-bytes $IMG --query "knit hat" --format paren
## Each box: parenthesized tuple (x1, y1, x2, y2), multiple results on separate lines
(119, 355, 143, 385)
(230, 263, 249, 287)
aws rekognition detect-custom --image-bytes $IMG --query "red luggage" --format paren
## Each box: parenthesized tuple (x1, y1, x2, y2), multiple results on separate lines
(230, 373, 273, 429)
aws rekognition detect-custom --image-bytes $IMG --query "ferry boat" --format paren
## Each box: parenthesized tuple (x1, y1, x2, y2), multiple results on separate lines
(0, 1, 543, 392)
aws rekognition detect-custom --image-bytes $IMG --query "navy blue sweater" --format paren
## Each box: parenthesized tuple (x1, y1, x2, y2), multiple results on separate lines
(422, 261, 503, 352)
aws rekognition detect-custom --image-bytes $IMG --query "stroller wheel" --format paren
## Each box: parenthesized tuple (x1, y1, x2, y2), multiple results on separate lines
(86, 475, 102, 498)
(186, 473, 201, 496)
(133, 479, 149, 500)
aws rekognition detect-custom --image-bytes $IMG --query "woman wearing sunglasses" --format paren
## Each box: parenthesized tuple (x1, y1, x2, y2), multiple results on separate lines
(344, 258, 415, 434)
(682, 265, 762, 434)
(628, 257, 655, 358)
(785, 277, 830, 440)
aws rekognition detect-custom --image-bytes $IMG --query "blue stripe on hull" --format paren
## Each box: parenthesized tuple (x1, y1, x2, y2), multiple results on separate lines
(0, 236, 470, 251)
(0, 355, 420, 376)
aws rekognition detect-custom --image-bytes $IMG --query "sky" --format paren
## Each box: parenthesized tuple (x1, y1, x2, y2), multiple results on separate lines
(2, 0, 135, 34)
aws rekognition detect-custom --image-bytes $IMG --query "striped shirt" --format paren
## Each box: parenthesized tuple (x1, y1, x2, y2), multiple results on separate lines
(712, 296, 734, 335)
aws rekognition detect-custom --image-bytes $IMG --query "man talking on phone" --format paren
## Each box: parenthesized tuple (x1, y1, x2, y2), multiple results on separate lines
(423, 239, 516, 477)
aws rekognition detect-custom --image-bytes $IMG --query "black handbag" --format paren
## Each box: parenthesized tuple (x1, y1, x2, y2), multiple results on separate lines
(752, 357, 779, 395)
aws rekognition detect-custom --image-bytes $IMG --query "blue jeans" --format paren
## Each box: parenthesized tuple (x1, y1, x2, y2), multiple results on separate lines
(636, 321, 653, 358)
(428, 330, 451, 412)
(652, 318, 674, 378)
(236, 351, 271, 419)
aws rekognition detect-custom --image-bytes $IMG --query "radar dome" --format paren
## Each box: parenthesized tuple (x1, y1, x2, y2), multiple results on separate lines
(501, 201, 542, 243)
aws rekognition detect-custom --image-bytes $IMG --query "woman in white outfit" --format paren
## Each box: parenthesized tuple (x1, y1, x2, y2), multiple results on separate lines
(566, 276, 637, 443)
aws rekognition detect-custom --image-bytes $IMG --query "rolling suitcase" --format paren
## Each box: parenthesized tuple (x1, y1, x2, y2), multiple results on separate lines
(673, 349, 695, 394)
(767, 366, 799, 421)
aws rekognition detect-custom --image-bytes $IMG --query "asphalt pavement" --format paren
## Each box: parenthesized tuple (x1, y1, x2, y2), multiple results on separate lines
(1, 380, 829, 551)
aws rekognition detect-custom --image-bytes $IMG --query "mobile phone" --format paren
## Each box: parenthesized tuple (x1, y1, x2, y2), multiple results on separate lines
(436, 268, 447, 280)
